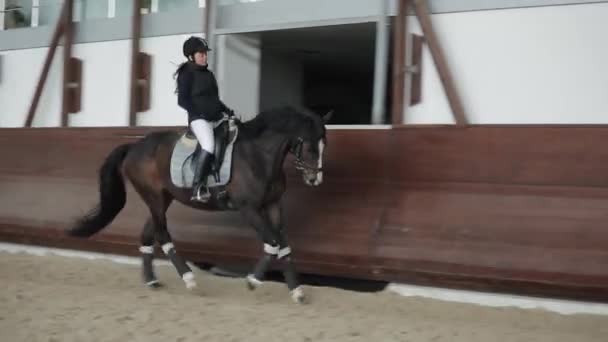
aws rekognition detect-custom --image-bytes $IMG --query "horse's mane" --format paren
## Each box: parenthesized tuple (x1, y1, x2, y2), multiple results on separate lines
(235, 106, 323, 140)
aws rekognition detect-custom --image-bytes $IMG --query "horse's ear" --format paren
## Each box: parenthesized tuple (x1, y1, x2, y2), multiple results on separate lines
(322, 110, 334, 124)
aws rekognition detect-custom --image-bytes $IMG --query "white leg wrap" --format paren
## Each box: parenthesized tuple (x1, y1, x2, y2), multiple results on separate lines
(146, 279, 160, 286)
(264, 244, 279, 255)
(139, 245, 154, 254)
(291, 286, 305, 303)
(247, 274, 263, 287)
(278, 246, 292, 259)
(182, 271, 196, 289)
(161, 242, 175, 255)
(316, 140, 324, 183)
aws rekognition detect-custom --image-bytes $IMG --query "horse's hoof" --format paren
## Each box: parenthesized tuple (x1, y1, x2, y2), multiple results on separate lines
(183, 272, 197, 290)
(246, 274, 262, 291)
(291, 287, 307, 304)
(145, 279, 163, 289)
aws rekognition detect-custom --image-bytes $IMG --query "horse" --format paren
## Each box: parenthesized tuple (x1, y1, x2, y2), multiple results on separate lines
(66, 106, 332, 304)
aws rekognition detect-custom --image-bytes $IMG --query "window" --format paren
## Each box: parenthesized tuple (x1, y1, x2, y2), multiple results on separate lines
(157, 0, 199, 13)
(115, 0, 200, 16)
(3, 0, 32, 29)
(76, 0, 109, 21)
(1, 0, 62, 29)
(1, 0, 205, 30)
(38, 0, 61, 27)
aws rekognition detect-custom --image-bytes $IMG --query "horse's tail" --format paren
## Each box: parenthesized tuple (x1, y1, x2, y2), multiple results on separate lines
(66, 143, 133, 238)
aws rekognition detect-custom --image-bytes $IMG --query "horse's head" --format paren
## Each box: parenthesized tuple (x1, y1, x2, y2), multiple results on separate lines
(290, 110, 332, 187)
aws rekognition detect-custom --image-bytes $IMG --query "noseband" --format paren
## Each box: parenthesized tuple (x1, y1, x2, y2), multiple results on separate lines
(290, 137, 322, 173)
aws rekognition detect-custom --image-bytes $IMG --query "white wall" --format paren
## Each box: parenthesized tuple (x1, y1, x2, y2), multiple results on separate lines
(71, 34, 202, 127)
(0, 46, 62, 127)
(0, 40, 131, 127)
(0, 33, 204, 128)
(404, 2, 608, 124)
(3, 3, 608, 127)
(70, 39, 130, 127)
(138, 33, 201, 126)
(216, 33, 261, 121)
(259, 51, 303, 111)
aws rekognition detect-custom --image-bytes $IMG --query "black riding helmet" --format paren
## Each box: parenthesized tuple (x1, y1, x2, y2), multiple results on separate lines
(182, 36, 211, 58)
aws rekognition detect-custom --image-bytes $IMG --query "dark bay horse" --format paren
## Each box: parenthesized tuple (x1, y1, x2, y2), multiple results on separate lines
(66, 106, 331, 304)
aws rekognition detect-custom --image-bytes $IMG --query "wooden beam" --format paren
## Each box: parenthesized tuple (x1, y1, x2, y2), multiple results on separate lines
(391, 0, 408, 125)
(137, 52, 152, 112)
(128, 0, 143, 126)
(24, 3, 67, 127)
(61, 0, 75, 127)
(413, 0, 468, 125)
(409, 34, 424, 106)
(65, 57, 83, 113)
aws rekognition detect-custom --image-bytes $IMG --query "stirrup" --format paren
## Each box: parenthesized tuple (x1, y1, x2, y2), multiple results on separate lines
(191, 185, 211, 202)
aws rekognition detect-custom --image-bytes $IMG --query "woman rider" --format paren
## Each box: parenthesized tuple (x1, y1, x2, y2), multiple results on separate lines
(174, 36, 234, 202)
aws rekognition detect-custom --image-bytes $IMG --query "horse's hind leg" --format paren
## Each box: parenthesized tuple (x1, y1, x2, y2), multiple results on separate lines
(140, 217, 161, 288)
(124, 145, 194, 290)
(134, 183, 196, 290)
(154, 215, 197, 290)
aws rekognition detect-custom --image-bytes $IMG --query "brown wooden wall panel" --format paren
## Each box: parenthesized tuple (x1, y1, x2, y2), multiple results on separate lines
(2, 125, 608, 302)
(389, 125, 608, 187)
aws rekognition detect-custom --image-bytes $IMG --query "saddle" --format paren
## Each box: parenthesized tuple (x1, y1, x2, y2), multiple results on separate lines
(169, 116, 239, 194)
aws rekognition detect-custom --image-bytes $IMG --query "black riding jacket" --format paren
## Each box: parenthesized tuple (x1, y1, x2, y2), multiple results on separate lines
(177, 62, 228, 123)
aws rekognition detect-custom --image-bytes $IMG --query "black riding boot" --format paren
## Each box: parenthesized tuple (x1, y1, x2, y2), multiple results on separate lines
(191, 149, 214, 202)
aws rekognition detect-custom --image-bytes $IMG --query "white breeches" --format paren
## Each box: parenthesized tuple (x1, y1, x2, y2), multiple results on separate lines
(190, 119, 215, 153)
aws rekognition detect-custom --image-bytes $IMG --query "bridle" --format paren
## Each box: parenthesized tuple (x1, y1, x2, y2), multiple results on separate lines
(290, 137, 323, 174)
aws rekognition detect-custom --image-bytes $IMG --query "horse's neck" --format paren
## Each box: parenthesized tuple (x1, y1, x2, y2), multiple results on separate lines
(244, 131, 291, 179)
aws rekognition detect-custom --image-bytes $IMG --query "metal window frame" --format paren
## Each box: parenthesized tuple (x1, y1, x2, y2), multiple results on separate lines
(2, 0, 606, 51)
(0, 0, 5, 30)
(31, 0, 39, 27)
(425, 0, 608, 14)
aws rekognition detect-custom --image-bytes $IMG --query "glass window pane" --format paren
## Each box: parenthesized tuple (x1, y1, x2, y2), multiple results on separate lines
(158, 0, 198, 13)
(3, 0, 32, 29)
(113, 0, 201, 17)
(38, 0, 62, 27)
(79, 0, 108, 21)
(114, 0, 133, 17)
(218, 0, 266, 5)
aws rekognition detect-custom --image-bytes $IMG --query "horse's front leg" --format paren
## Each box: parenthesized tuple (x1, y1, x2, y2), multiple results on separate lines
(239, 206, 280, 291)
(246, 245, 277, 290)
(267, 202, 306, 304)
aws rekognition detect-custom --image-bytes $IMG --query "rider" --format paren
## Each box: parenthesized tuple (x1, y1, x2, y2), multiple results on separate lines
(174, 36, 234, 202)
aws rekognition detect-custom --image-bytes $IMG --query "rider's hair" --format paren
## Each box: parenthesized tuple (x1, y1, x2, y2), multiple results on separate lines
(172, 60, 189, 94)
